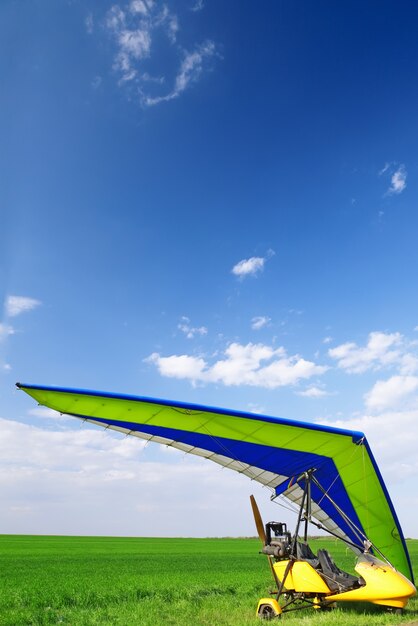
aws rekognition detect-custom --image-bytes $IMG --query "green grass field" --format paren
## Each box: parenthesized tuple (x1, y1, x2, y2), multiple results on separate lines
(0, 535, 416, 625)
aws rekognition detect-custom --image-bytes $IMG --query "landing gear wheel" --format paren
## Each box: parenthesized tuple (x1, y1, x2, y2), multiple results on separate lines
(257, 600, 282, 620)
(258, 604, 280, 620)
(386, 607, 403, 615)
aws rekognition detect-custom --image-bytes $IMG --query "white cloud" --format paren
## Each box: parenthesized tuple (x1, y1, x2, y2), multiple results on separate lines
(191, 0, 204, 11)
(378, 162, 390, 176)
(130, 0, 153, 14)
(232, 256, 265, 278)
(141, 72, 165, 84)
(388, 165, 407, 195)
(0, 323, 15, 342)
(113, 25, 152, 82)
(232, 250, 274, 279)
(364, 375, 418, 411)
(106, 5, 127, 31)
(297, 386, 330, 398)
(154, 4, 178, 43)
(28, 407, 69, 421)
(0, 416, 281, 536)
(329, 331, 418, 379)
(0, 418, 145, 471)
(5, 295, 41, 318)
(175, 42, 212, 89)
(329, 331, 403, 374)
(146, 342, 327, 389)
(251, 316, 270, 330)
(322, 336, 333, 344)
(178, 316, 207, 339)
(85, 13, 94, 34)
(106, 3, 170, 83)
(247, 403, 265, 414)
(120, 28, 151, 58)
(143, 41, 217, 106)
(146, 352, 207, 381)
(379, 162, 407, 196)
(399, 353, 418, 375)
(105, 2, 218, 104)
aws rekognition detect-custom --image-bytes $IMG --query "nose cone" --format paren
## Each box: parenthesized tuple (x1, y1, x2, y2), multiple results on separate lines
(392, 575, 416, 600)
(356, 556, 416, 609)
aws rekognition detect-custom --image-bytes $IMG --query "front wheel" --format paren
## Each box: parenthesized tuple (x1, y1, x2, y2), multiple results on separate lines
(386, 607, 403, 615)
(257, 601, 281, 620)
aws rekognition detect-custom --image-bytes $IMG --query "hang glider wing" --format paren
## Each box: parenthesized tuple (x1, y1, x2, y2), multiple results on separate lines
(16, 382, 413, 582)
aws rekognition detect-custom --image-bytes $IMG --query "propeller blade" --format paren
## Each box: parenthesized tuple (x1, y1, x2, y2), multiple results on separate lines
(250, 494, 267, 544)
(250, 495, 281, 590)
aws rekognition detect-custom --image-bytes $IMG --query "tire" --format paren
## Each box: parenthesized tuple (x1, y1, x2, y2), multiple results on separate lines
(258, 604, 280, 620)
(386, 607, 403, 615)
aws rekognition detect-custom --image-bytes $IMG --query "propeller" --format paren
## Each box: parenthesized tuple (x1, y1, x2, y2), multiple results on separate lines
(250, 495, 281, 589)
(250, 494, 267, 544)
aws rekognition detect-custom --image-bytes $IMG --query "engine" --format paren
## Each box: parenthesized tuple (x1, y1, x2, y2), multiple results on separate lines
(262, 521, 292, 560)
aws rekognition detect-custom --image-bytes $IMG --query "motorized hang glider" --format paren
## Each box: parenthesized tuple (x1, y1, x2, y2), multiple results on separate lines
(17, 383, 416, 616)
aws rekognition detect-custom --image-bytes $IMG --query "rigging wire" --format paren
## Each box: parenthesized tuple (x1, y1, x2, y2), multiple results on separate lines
(312, 476, 365, 540)
(271, 494, 300, 515)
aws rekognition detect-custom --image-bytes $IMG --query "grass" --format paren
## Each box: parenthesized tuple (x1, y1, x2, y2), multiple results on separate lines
(0, 535, 416, 625)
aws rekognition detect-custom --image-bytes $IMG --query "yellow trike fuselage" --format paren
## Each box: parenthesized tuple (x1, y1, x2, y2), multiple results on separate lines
(273, 554, 416, 609)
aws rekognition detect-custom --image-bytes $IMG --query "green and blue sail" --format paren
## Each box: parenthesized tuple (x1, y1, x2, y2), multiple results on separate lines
(16, 382, 414, 582)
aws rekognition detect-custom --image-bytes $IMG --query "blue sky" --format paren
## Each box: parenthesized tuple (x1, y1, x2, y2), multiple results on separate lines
(1, 0, 418, 537)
